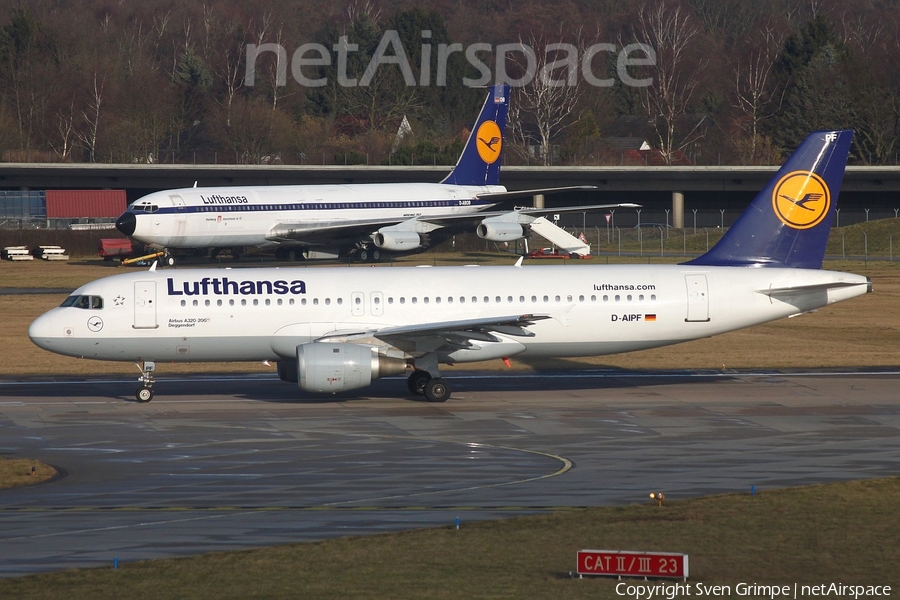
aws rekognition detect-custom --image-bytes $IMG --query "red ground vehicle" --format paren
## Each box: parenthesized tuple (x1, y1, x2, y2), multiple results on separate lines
(98, 238, 135, 260)
(525, 247, 591, 259)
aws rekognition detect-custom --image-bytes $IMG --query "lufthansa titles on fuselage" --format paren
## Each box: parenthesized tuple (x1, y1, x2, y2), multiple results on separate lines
(200, 194, 250, 205)
(166, 277, 306, 296)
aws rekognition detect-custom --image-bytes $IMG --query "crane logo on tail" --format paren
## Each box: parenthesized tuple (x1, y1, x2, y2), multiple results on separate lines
(772, 170, 831, 229)
(476, 120, 502, 165)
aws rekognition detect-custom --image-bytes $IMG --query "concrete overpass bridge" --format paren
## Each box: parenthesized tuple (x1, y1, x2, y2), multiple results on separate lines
(2, 163, 899, 228)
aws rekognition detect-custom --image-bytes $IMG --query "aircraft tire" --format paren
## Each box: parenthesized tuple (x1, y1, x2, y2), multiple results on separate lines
(424, 378, 451, 403)
(165, 255, 176, 267)
(288, 249, 299, 261)
(371, 249, 381, 262)
(358, 249, 368, 262)
(407, 370, 431, 395)
(136, 386, 153, 403)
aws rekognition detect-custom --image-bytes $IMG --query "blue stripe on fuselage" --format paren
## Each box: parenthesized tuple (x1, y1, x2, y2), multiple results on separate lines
(138, 198, 495, 216)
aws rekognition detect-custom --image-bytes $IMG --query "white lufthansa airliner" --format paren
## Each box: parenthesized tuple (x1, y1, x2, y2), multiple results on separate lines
(31, 131, 869, 403)
(114, 84, 623, 263)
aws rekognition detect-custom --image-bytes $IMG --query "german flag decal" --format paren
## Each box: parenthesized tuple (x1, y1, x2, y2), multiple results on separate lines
(645, 314, 657, 322)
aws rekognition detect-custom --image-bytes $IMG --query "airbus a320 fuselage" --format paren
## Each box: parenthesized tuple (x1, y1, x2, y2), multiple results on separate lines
(31, 130, 868, 403)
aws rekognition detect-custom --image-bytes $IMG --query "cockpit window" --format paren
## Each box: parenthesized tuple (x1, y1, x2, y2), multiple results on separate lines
(61, 295, 103, 309)
(131, 203, 159, 213)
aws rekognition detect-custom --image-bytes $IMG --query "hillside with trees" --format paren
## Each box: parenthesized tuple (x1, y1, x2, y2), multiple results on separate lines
(0, 0, 897, 167)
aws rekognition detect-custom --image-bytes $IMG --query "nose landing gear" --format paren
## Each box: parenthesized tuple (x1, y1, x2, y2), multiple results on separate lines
(135, 361, 156, 402)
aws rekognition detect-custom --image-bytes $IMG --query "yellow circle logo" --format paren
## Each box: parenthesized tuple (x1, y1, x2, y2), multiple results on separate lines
(476, 120, 502, 164)
(771, 171, 831, 230)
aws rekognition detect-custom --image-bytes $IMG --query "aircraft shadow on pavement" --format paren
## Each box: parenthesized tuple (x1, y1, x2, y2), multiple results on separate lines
(4, 369, 737, 404)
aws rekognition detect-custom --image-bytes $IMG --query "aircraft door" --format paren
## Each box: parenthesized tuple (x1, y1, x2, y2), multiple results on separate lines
(351, 292, 365, 316)
(170, 194, 187, 240)
(134, 281, 159, 329)
(685, 274, 710, 322)
(371, 292, 383, 316)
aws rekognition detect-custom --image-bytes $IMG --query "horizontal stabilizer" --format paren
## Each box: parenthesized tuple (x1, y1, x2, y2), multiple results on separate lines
(757, 279, 872, 297)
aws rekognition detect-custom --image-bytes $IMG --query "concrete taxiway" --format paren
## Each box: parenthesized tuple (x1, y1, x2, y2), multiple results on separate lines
(0, 369, 898, 576)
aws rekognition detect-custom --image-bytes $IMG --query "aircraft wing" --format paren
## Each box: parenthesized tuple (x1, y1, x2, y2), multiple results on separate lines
(318, 314, 551, 355)
(266, 202, 639, 246)
(416, 202, 639, 226)
(473, 185, 599, 202)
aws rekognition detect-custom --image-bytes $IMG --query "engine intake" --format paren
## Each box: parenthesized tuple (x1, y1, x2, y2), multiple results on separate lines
(373, 230, 422, 251)
(296, 343, 407, 392)
(476, 221, 525, 241)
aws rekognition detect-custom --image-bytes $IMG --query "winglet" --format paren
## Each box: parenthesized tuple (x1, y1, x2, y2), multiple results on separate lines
(440, 84, 510, 186)
(685, 130, 853, 269)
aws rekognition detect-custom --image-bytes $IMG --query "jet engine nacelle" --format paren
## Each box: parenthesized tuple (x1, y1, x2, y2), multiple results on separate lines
(477, 221, 525, 241)
(296, 343, 407, 393)
(373, 230, 422, 251)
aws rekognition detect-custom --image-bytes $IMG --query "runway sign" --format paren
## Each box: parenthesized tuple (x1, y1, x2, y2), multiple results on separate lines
(576, 550, 688, 579)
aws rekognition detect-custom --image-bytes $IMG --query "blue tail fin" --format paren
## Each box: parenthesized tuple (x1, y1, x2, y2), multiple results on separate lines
(440, 84, 510, 186)
(685, 130, 853, 269)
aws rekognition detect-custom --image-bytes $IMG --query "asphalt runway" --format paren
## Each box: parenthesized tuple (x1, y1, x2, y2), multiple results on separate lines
(1, 368, 899, 577)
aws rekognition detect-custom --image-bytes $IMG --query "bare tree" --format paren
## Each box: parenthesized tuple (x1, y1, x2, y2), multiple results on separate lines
(248, 12, 291, 111)
(77, 74, 104, 163)
(51, 96, 78, 160)
(201, 5, 250, 127)
(732, 25, 784, 163)
(633, 2, 707, 164)
(508, 34, 584, 165)
(839, 11, 884, 49)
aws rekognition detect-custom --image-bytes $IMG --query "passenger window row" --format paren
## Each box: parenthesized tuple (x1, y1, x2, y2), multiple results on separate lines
(174, 293, 657, 308)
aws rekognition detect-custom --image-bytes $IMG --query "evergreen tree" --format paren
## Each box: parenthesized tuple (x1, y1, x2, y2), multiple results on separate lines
(768, 15, 852, 150)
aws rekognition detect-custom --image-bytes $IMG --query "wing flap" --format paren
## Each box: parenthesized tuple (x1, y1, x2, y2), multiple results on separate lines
(266, 217, 408, 243)
(315, 314, 549, 356)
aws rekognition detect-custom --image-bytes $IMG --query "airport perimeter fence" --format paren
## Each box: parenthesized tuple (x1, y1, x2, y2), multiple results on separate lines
(549, 209, 900, 262)
(3, 204, 900, 261)
(552, 208, 900, 232)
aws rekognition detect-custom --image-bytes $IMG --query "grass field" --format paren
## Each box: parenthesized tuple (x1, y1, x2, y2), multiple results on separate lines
(0, 478, 897, 599)
(0, 459, 56, 489)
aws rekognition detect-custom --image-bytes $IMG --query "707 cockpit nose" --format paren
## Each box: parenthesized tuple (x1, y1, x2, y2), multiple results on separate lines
(115, 211, 137, 236)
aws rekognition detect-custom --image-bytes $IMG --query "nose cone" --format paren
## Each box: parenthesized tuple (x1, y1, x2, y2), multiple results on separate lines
(116, 211, 136, 236)
(28, 311, 58, 352)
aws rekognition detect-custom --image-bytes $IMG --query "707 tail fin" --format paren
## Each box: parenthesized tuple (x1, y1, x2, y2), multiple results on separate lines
(685, 130, 853, 269)
(440, 84, 510, 186)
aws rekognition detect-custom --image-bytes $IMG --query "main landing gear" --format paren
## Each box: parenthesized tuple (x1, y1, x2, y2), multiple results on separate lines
(135, 361, 156, 402)
(354, 246, 382, 263)
(275, 247, 306, 261)
(406, 370, 451, 402)
(406, 354, 452, 402)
